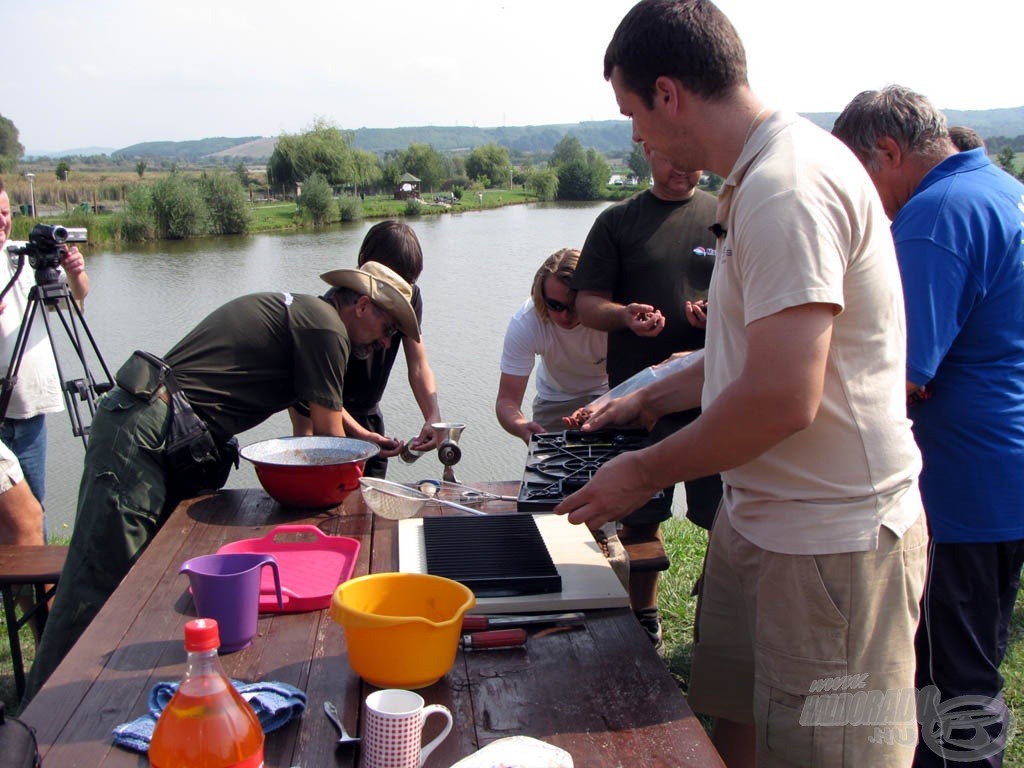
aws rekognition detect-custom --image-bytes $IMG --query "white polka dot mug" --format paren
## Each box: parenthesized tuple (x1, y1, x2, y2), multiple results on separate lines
(364, 688, 454, 768)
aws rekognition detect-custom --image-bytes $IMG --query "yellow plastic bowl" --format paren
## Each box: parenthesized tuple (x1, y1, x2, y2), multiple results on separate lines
(330, 572, 476, 689)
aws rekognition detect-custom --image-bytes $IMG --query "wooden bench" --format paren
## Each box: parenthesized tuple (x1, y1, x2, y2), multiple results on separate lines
(618, 528, 670, 573)
(0, 545, 69, 700)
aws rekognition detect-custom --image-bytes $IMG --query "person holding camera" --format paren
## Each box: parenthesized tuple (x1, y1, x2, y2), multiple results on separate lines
(0, 179, 90, 531)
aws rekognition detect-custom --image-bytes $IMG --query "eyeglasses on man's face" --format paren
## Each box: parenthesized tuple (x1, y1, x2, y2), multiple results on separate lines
(370, 302, 399, 338)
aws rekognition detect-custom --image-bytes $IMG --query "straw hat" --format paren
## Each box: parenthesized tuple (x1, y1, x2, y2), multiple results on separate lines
(320, 262, 420, 342)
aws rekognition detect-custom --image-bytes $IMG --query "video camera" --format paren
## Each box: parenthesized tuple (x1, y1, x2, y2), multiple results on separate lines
(6, 223, 88, 284)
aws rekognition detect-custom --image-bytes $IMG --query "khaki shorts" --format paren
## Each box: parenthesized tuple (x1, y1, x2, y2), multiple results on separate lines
(688, 508, 927, 767)
(0, 439, 24, 494)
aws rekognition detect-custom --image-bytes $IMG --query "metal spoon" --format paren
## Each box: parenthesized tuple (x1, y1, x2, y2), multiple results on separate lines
(324, 701, 360, 746)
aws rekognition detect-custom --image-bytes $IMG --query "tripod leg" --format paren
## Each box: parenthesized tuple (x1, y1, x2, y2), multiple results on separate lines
(1, 283, 114, 447)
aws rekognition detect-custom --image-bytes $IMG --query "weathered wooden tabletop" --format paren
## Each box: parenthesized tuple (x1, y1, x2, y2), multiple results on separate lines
(20, 482, 723, 767)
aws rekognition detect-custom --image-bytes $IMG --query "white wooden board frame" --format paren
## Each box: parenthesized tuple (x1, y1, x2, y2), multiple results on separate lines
(398, 513, 629, 614)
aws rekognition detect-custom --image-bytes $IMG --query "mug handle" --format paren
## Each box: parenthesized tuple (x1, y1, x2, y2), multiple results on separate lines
(258, 555, 284, 610)
(418, 704, 453, 767)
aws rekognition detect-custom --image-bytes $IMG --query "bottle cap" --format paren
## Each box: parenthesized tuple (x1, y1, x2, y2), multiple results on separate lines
(184, 618, 220, 652)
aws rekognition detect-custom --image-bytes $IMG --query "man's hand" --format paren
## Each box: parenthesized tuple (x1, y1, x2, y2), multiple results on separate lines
(59, 245, 90, 307)
(553, 451, 659, 529)
(410, 425, 439, 452)
(625, 303, 666, 337)
(60, 245, 86, 277)
(578, 389, 657, 432)
(685, 299, 708, 329)
(368, 432, 402, 458)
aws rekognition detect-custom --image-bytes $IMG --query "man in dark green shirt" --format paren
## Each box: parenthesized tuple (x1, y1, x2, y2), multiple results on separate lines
(573, 145, 722, 650)
(24, 262, 418, 702)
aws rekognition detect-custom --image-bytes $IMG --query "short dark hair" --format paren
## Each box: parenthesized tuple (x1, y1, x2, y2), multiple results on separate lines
(357, 220, 423, 283)
(603, 0, 748, 109)
(949, 125, 985, 152)
(832, 85, 950, 171)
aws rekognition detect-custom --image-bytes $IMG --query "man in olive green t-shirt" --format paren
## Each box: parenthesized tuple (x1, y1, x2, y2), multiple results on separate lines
(25, 263, 419, 703)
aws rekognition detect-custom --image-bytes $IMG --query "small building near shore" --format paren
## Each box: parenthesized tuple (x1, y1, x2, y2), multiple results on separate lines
(394, 173, 421, 200)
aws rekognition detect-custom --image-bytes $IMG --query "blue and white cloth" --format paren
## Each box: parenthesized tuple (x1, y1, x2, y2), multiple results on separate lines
(111, 679, 307, 753)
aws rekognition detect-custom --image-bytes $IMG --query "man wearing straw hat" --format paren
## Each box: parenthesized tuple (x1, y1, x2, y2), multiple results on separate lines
(24, 262, 418, 702)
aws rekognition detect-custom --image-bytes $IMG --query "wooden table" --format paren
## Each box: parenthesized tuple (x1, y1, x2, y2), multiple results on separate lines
(20, 483, 724, 767)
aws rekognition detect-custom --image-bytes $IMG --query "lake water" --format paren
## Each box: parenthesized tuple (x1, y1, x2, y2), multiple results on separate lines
(39, 201, 614, 535)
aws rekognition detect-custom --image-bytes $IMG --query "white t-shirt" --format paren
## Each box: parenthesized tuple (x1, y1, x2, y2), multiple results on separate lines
(500, 298, 608, 402)
(0, 243, 65, 419)
(0, 438, 25, 493)
(705, 112, 922, 555)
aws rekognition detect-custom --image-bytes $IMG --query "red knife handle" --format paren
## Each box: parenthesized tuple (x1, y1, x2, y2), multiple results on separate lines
(462, 616, 489, 632)
(462, 628, 527, 648)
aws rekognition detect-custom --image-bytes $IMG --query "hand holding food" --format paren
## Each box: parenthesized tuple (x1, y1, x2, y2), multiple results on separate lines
(685, 299, 708, 329)
(626, 303, 665, 337)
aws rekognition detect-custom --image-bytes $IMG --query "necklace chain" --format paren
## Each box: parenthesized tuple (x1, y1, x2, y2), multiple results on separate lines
(743, 107, 768, 147)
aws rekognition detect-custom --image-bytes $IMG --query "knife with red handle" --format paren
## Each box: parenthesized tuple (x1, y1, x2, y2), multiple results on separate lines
(461, 628, 528, 649)
(461, 612, 585, 632)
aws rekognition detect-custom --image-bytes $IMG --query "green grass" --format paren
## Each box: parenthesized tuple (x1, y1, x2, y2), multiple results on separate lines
(1, 535, 70, 713)
(0, 610, 38, 713)
(11, 188, 544, 246)
(657, 517, 1024, 765)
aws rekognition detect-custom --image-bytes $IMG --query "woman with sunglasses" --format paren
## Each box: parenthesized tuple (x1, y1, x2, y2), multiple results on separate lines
(495, 248, 608, 443)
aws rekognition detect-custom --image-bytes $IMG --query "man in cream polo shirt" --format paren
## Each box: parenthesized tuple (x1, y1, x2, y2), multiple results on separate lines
(555, 2, 925, 766)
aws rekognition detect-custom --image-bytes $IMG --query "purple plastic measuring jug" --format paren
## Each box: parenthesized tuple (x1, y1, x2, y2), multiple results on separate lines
(180, 552, 284, 652)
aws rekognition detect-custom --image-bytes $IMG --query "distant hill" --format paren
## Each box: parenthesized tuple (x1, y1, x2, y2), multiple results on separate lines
(26, 146, 117, 159)
(801, 106, 1024, 139)
(112, 136, 263, 161)
(50, 107, 1024, 163)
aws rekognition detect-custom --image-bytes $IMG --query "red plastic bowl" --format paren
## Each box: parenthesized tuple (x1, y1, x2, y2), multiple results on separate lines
(240, 437, 380, 508)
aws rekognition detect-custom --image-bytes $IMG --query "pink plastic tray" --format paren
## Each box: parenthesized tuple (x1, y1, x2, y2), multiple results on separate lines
(217, 525, 360, 613)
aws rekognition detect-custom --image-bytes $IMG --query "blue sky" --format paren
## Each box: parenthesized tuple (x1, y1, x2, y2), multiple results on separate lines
(7, 0, 1021, 153)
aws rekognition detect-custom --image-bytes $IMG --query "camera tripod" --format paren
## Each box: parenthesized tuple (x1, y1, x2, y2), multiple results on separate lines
(0, 255, 114, 446)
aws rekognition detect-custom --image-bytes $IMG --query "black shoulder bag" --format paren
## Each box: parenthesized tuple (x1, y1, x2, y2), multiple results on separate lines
(162, 366, 239, 497)
(0, 703, 41, 768)
(120, 351, 239, 497)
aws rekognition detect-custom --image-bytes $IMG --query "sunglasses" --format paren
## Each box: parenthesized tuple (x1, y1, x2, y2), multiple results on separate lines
(544, 298, 574, 314)
(542, 293, 575, 314)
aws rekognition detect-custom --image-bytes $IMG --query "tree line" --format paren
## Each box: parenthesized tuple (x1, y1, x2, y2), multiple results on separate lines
(265, 119, 614, 203)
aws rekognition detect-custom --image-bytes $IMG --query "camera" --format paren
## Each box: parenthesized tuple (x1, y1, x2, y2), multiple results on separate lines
(7, 223, 87, 283)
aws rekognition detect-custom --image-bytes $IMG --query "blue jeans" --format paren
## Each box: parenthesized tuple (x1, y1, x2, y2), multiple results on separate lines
(0, 414, 48, 537)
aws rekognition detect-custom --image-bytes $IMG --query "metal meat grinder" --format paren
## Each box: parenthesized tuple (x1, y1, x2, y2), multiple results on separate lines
(432, 422, 465, 482)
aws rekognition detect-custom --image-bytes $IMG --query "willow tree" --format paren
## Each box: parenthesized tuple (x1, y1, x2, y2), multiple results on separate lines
(0, 113, 22, 172)
(266, 119, 356, 195)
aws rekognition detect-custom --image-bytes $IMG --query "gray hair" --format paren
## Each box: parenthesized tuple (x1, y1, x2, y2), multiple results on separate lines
(324, 286, 362, 307)
(832, 85, 951, 171)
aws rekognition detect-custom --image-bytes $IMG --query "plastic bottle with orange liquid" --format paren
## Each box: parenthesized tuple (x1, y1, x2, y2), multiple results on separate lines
(149, 618, 264, 768)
